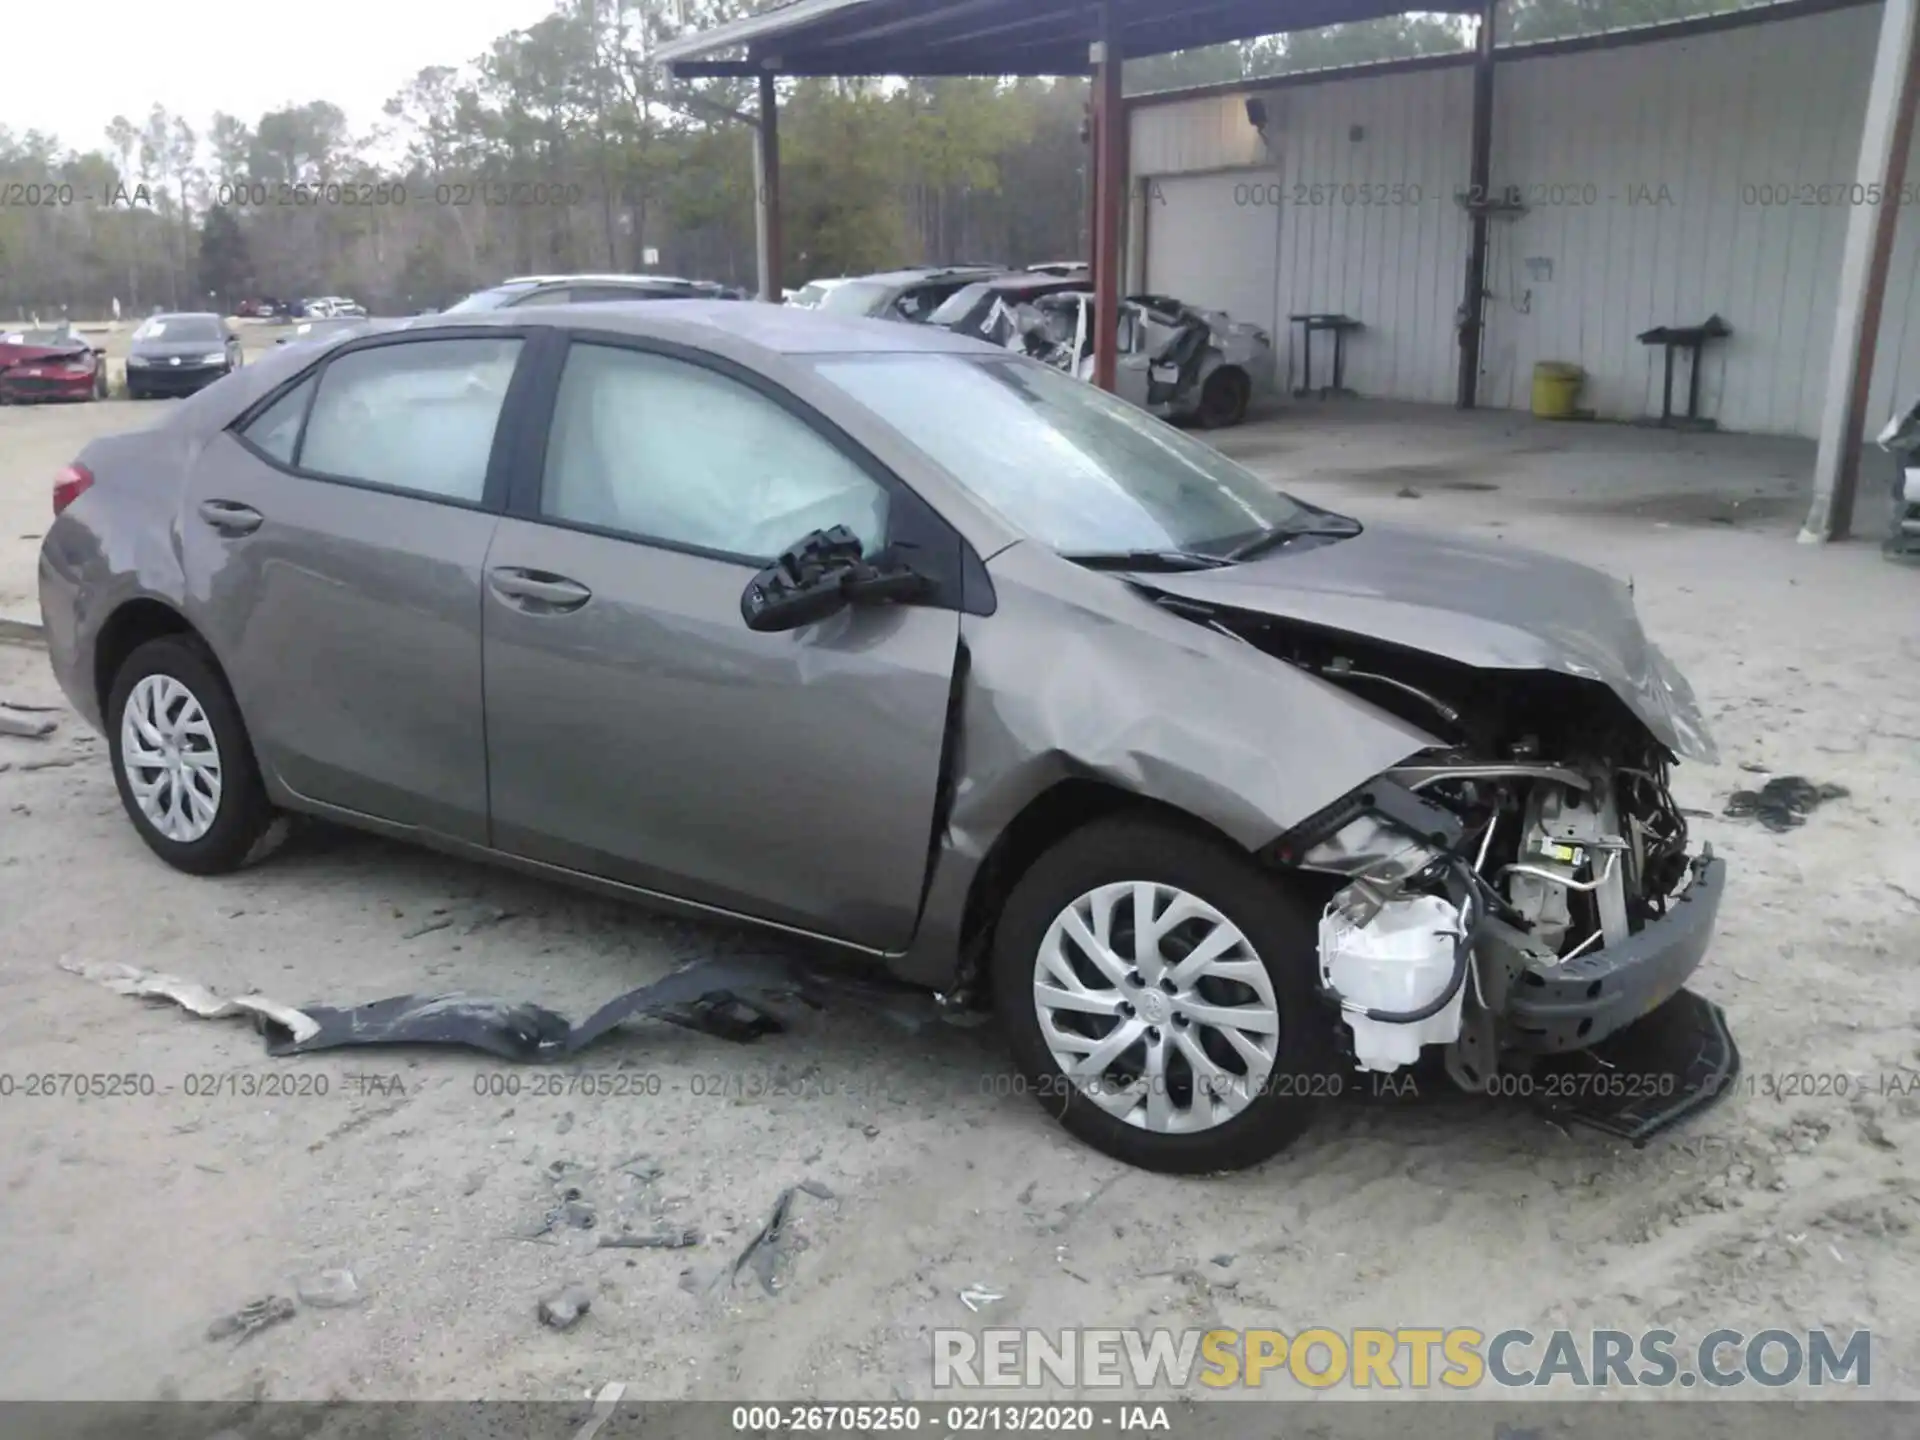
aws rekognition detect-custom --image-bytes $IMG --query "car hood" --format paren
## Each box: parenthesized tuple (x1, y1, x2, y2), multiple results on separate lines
(0, 342, 89, 366)
(1129, 520, 1717, 763)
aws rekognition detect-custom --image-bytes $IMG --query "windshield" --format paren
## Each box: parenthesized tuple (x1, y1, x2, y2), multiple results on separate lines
(816, 280, 896, 317)
(812, 353, 1308, 557)
(135, 316, 221, 343)
(927, 284, 991, 328)
(443, 282, 542, 313)
(4, 326, 77, 346)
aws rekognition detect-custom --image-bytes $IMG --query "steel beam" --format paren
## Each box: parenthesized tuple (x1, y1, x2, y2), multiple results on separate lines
(1801, 0, 1920, 542)
(1456, 0, 1497, 409)
(754, 72, 785, 304)
(1091, 3, 1125, 392)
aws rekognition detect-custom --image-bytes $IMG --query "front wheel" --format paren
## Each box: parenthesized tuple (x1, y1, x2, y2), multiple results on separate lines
(107, 635, 285, 875)
(991, 816, 1329, 1174)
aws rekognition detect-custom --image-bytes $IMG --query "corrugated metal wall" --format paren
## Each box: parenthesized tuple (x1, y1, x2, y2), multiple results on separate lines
(1132, 3, 1920, 436)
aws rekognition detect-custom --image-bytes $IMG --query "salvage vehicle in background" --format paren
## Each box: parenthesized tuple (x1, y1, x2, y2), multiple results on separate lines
(785, 277, 850, 309)
(1876, 394, 1920, 561)
(926, 268, 1090, 347)
(812, 266, 1004, 323)
(1017, 290, 1274, 428)
(276, 316, 382, 348)
(39, 303, 1730, 1174)
(125, 313, 245, 398)
(0, 322, 110, 402)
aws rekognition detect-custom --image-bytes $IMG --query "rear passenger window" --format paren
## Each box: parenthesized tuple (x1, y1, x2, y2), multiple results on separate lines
(297, 338, 522, 503)
(240, 376, 315, 464)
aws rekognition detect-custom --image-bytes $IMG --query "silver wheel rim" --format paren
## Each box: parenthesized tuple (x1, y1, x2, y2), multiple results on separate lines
(1033, 881, 1280, 1134)
(121, 674, 223, 843)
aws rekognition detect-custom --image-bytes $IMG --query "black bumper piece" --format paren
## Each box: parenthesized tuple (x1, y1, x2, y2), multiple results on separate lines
(1532, 988, 1741, 1144)
(1505, 853, 1726, 1055)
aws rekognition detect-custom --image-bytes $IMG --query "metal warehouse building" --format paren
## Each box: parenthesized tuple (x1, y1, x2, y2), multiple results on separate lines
(660, 0, 1920, 540)
(1125, 0, 1911, 437)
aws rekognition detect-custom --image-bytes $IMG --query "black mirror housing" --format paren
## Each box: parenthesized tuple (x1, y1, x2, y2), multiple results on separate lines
(740, 526, 932, 633)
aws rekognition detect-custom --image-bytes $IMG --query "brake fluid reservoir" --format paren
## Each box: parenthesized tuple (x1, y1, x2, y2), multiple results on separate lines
(1318, 894, 1468, 1073)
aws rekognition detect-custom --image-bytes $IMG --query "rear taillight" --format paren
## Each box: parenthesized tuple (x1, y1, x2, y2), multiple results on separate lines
(53, 462, 94, 517)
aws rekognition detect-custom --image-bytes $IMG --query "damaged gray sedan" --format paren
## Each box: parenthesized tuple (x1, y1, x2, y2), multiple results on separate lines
(38, 302, 1730, 1173)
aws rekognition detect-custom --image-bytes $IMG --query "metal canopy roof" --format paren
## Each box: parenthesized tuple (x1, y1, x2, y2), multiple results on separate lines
(656, 0, 1483, 78)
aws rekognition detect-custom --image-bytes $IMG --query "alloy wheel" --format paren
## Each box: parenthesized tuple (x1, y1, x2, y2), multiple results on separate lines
(1032, 880, 1280, 1133)
(120, 674, 224, 843)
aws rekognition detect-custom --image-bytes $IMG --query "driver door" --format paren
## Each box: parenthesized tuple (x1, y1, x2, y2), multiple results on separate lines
(479, 337, 961, 951)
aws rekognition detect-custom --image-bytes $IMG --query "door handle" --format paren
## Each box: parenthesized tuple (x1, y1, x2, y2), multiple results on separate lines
(197, 499, 263, 536)
(489, 567, 592, 612)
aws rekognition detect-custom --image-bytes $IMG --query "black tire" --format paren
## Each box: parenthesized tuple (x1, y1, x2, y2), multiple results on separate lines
(991, 815, 1330, 1174)
(106, 634, 284, 876)
(95, 367, 110, 400)
(1198, 367, 1251, 429)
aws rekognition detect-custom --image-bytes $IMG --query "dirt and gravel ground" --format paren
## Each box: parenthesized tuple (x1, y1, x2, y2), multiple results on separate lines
(0, 395, 1916, 1406)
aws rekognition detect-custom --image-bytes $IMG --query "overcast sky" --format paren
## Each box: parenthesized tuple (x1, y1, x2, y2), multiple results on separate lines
(8, 0, 564, 159)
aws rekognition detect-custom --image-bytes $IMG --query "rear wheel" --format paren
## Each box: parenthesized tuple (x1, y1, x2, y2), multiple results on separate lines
(1197, 367, 1251, 428)
(107, 635, 284, 875)
(991, 816, 1328, 1173)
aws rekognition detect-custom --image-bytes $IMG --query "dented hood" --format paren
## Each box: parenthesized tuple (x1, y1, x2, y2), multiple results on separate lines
(1131, 520, 1717, 763)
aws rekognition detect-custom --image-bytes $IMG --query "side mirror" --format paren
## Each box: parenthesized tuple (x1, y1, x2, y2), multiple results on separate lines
(740, 525, 930, 633)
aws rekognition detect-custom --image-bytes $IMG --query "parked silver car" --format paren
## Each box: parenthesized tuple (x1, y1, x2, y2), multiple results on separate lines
(38, 302, 1728, 1173)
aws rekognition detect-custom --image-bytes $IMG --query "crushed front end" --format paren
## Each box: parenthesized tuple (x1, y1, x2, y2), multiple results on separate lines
(1169, 596, 1740, 1141)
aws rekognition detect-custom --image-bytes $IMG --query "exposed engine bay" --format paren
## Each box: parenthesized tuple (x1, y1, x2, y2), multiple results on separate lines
(1153, 590, 1727, 1102)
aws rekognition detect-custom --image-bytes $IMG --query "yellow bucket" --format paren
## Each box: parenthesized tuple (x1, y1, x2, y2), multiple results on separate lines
(1531, 361, 1585, 419)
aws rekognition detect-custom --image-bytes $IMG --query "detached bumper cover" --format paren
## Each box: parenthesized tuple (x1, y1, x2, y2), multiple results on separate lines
(1505, 853, 1727, 1054)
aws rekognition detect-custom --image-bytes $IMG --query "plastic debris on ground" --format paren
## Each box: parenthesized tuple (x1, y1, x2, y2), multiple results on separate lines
(205, 1296, 296, 1344)
(0, 707, 56, 739)
(537, 1283, 594, 1331)
(728, 1180, 836, 1296)
(59, 958, 321, 1044)
(295, 1268, 365, 1309)
(1722, 774, 1850, 832)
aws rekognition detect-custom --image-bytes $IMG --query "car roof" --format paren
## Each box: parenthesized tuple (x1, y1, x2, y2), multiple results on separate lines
(850, 266, 1000, 287)
(384, 299, 994, 357)
(141, 312, 223, 324)
(502, 273, 696, 286)
(976, 271, 1088, 293)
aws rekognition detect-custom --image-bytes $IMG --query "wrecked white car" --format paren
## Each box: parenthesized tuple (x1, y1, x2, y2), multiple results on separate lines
(1012, 289, 1276, 427)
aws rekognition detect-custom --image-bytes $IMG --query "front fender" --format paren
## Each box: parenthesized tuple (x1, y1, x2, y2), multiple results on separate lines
(890, 543, 1439, 990)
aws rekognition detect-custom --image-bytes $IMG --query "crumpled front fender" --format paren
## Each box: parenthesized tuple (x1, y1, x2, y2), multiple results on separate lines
(888, 543, 1440, 991)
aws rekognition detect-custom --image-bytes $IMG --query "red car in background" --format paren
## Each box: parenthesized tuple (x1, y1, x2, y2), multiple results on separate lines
(0, 324, 110, 403)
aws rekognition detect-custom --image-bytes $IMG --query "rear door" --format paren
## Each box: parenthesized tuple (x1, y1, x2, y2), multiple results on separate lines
(182, 330, 539, 841)
(479, 334, 962, 950)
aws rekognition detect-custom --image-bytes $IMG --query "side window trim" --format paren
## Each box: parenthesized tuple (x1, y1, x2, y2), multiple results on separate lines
(289, 371, 321, 468)
(509, 329, 984, 612)
(224, 326, 552, 514)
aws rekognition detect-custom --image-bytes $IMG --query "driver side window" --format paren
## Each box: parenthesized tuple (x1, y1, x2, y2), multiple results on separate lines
(540, 343, 889, 561)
